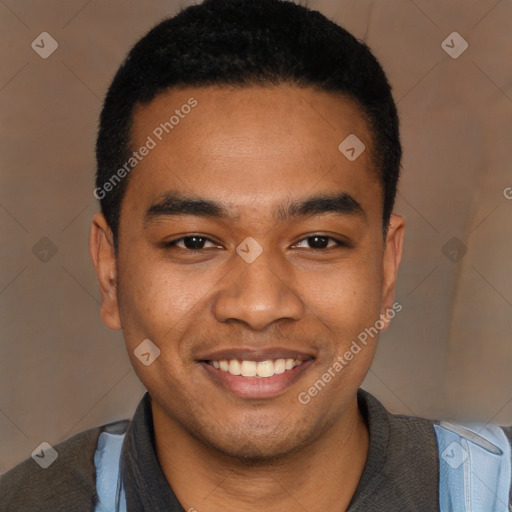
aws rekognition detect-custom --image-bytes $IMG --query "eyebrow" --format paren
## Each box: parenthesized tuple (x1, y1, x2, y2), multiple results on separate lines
(144, 191, 367, 225)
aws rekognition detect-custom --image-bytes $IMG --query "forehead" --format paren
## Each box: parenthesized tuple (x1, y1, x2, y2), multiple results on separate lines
(123, 85, 381, 224)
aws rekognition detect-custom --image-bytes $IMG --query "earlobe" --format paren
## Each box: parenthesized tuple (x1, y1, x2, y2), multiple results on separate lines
(380, 213, 405, 329)
(89, 213, 122, 330)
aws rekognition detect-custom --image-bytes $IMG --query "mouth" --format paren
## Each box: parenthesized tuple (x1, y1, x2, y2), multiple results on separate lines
(205, 358, 306, 377)
(197, 354, 315, 399)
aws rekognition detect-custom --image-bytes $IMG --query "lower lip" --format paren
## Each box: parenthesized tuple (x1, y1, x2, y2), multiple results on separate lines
(199, 360, 314, 399)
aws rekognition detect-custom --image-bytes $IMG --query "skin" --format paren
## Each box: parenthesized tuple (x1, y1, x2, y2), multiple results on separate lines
(90, 85, 405, 511)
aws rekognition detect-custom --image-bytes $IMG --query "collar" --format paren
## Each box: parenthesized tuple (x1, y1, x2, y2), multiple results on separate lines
(120, 392, 185, 511)
(120, 389, 438, 511)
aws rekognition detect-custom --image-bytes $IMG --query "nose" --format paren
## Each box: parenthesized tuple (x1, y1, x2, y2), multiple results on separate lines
(212, 248, 305, 331)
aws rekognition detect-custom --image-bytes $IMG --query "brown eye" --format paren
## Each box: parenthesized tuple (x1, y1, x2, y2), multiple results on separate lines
(294, 235, 349, 250)
(179, 236, 208, 250)
(165, 236, 221, 251)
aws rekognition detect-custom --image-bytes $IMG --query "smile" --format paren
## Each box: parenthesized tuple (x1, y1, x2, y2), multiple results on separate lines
(199, 357, 315, 399)
(207, 358, 304, 378)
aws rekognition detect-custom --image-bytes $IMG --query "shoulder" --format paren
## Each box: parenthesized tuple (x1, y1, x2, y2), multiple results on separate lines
(354, 389, 440, 510)
(502, 424, 512, 445)
(356, 390, 512, 510)
(357, 387, 438, 451)
(500, 425, 512, 506)
(0, 420, 129, 512)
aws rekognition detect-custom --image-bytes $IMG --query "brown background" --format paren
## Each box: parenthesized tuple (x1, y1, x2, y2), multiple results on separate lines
(1, 0, 511, 472)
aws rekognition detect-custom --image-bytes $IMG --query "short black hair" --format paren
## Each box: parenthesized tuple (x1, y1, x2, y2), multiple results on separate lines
(95, 0, 401, 249)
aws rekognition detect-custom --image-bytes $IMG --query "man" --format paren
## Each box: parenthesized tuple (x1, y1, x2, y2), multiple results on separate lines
(1, 0, 510, 510)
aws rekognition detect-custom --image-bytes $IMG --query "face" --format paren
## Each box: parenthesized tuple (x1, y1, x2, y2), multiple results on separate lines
(90, 85, 404, 460)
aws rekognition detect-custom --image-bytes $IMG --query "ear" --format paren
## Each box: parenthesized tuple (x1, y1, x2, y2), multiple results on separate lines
(379, 213, 405, 331)
(89, 213, 122, 330)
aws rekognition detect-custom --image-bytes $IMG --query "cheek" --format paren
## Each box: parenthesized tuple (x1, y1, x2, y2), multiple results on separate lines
(116, 252, 218, 342)
(297, 256, 383, 336)
(116, 258, 210, 391)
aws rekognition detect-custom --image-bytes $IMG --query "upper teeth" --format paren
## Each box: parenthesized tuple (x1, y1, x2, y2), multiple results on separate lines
(210, 359, 302, 378)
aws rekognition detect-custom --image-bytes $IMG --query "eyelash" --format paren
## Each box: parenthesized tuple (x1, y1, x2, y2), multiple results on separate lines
(163, 234, 351, 252)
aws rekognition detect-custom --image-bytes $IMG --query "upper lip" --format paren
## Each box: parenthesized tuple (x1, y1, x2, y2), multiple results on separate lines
(196, 347, 316, 362)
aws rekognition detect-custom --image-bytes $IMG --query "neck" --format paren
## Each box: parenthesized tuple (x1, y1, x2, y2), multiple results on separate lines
(152, 396, 369, 512)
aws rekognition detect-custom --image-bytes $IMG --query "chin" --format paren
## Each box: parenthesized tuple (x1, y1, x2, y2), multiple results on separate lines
(196, 422, 317, 464)
(211, 440, 301, 464)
